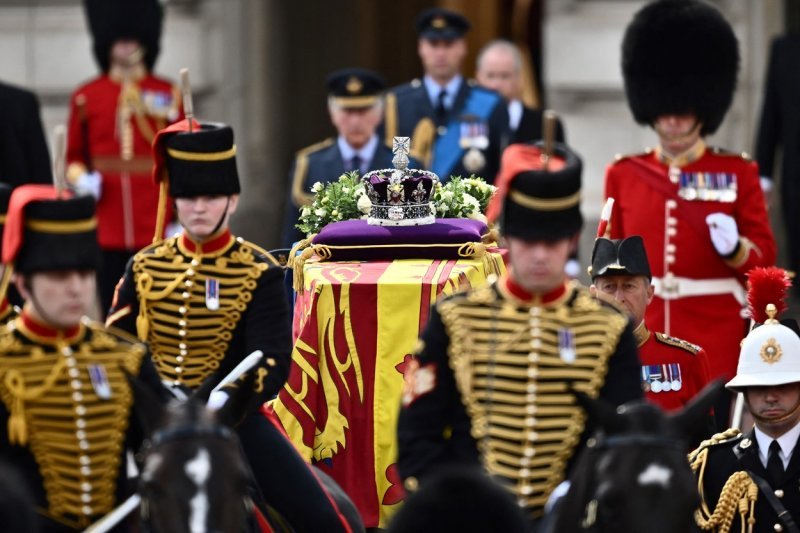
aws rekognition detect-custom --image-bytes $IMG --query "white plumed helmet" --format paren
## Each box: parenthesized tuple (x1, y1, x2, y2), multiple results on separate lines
(726, 267, 800, 392)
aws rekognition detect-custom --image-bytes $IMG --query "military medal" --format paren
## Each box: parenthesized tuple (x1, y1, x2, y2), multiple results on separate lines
(459, 117, 488, 173)
(678, 172, 737, 202)
(669, 363, 682, 391)
(558, 328, 576, 364)
(205, 278, 220, 311)
(88, 364, 112, 399)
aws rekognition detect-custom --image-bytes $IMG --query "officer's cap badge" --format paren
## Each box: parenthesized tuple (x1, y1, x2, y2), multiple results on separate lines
(346, 76, 363, 95)
(760, 337, 783, 365)
(431, 16, 447, 29)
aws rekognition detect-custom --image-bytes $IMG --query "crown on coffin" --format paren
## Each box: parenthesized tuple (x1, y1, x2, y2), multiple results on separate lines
(362, 137, 438, 226)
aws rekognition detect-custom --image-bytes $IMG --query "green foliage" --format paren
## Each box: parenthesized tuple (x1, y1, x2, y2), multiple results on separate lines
(296, 173, 496, 236)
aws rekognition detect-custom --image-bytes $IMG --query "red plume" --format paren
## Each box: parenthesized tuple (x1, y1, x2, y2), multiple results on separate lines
(746, 266, 791, 323)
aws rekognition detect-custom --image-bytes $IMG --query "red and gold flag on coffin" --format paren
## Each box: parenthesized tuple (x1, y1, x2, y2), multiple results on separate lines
(271, 255, 505, 528)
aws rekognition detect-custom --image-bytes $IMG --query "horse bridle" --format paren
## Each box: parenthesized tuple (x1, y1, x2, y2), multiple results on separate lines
(138, 423, 258, 533)
(576, 432, 686, 531)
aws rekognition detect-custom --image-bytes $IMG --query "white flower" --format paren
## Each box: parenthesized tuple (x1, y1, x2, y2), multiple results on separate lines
(311, 182, 324, 193)
(315, 208, 327, 217)
(357, 194, 372, 214)
(468, 210, 487, 223)
(301, 207, 311, 217)
(361, 214, 369, 220)
(442, 190, 454, 201)
(332, 209, 339, 217)
(439, 204, 449, 213)
(463, 193, 480, 209)
(321, 197, 329, 204)
(341, 186, 350, 195)
(355, 187, 367, 197)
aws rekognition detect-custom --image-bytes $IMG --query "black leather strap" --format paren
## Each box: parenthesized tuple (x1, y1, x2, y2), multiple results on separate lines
(747, 469, 800, 533)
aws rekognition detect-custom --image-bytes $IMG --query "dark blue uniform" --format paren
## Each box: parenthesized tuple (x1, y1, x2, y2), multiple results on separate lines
(282, 139, 416, 247)
(690, 428, 800, 532)
(383, 79, 509, 185)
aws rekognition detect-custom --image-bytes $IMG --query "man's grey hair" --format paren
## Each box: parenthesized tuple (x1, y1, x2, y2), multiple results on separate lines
(476, 39, 523, 73)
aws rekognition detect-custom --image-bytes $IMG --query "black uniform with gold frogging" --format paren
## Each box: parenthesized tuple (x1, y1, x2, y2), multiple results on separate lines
(0, 316, 163, 532)
(107, 229, 290, 403)
(397, 279, 642, 519)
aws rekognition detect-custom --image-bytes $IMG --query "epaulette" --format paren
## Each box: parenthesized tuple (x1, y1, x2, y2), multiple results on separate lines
(291, 138, 335, 206)
(690, 428, 742, 459)
(708, 146, 752, 160)
(613, 148, 654, 163)
(133, 235, 176, 258)
(88, 319, 143, 346)
(391, 79, 424, 95)
(245, 239, 282, 268)
(655, 332, 702, 355)
(294, 137, 335, 159)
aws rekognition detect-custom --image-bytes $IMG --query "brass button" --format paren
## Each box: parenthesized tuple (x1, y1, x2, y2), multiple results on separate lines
(774, 489, 784, 498)
(404, 477, 419, 492)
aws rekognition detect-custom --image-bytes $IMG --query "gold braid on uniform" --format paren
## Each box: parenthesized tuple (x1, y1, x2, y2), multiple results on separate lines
(690, 429, 758, 533)
(410, 117, 436, 169)
(438, 281, 627, 517)
(133, 235, 274, 388)
(0, 320, 146, 529)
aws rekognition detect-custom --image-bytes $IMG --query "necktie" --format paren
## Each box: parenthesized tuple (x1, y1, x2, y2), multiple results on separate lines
(435, 89, 447, 126)
(768, 440, 784, 486)
(349, 155, 362, 174)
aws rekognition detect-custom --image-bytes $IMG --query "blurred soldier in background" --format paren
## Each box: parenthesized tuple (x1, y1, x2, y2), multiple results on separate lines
(475, 39, 565, 147)
(0, 81, 52, 188)
(67, 0, 182, 317)
(383, 8, 509, 184)
(282, 68, 397, 247)
(755, 33, 800, 296)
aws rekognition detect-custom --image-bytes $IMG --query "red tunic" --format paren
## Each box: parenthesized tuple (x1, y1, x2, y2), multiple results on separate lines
(605, 142, 776, 381)
(67, 73, 181, 251)
(635, 322, 711, 411)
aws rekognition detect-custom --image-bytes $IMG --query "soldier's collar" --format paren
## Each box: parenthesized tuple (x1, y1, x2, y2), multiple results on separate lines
(179, 228, 234, 256)
(108, 63, 147, 84)
(655, 138, 706, 168)
(17, 308, 83, 345)
(499, 273, 570, 307)
(633, 321, 651, 348)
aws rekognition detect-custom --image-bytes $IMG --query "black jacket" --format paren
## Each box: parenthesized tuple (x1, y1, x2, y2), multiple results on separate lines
(0, 81, 52, 187)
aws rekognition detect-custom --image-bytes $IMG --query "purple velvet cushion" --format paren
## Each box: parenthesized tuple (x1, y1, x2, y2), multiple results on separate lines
(310, 218, 488, 261)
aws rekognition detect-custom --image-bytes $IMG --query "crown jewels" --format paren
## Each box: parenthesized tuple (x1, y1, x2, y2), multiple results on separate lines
(363, 137, 438, 226)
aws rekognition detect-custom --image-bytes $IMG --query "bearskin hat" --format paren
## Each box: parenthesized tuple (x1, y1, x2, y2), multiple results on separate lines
(621, 0, 739, 136)
(84, 0, 163, 72)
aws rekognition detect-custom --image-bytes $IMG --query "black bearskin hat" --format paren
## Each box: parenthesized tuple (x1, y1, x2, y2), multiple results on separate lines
(621, 0, 739, 136)
(84, 0, 163, 72)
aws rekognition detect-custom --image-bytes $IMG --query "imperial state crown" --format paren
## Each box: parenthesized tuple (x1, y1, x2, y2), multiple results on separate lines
(363, 137, 438, 226)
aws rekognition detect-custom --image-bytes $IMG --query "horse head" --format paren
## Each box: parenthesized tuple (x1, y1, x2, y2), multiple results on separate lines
(129, 371, 259, 533)
(549, 379, 725, 533)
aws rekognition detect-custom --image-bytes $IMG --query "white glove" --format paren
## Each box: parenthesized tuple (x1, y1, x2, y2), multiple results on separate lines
(73, 170, 102, 200)
(207, 390, 230, 411)
(706, 212, 739, 256)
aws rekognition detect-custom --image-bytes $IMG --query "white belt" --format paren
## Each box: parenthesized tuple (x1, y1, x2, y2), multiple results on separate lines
(652, 275, 745, 306)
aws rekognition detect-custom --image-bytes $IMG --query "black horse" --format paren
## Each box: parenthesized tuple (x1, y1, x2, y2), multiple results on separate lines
(545, 380, 724, 533)
(129, 373, 364, 533)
